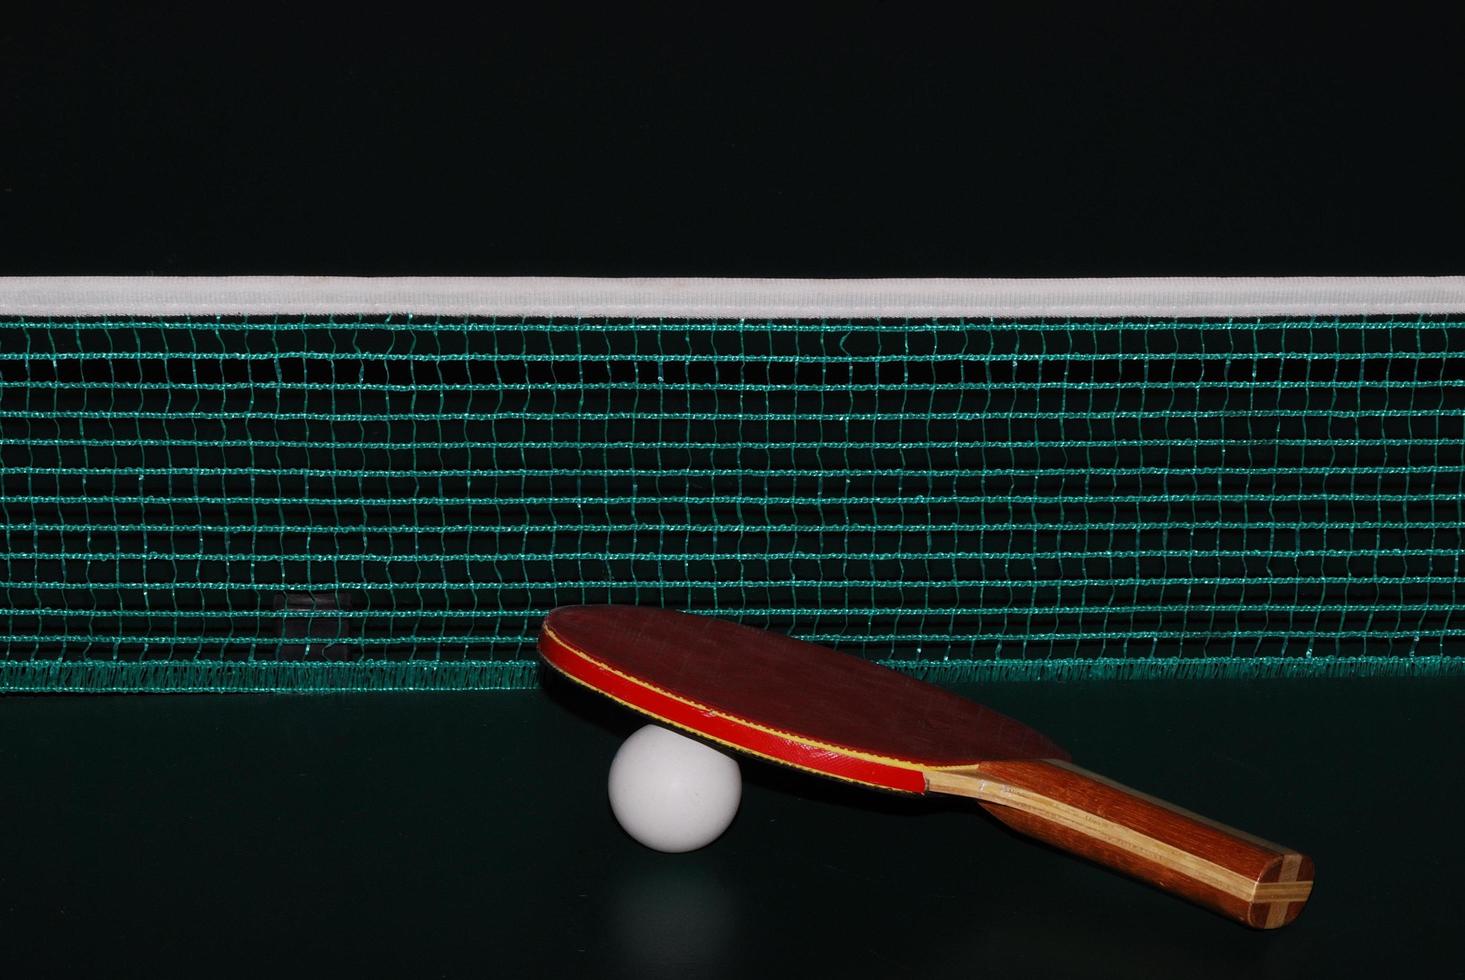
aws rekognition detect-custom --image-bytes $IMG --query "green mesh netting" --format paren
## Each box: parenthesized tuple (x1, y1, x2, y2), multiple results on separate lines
(1, 315, 1461, 691)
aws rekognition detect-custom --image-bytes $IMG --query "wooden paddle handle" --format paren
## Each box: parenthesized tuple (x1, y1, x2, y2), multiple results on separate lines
(926, 759, 1313, 928)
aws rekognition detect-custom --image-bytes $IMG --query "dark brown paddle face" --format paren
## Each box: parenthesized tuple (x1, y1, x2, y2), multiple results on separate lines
(540, 605, 1068, 790)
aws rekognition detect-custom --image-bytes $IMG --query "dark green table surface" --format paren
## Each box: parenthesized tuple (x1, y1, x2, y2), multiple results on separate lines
(3, 676, 1460, 978)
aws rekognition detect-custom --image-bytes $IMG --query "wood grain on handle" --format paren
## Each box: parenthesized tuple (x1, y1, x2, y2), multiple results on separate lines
(926, 759, 1313, 929)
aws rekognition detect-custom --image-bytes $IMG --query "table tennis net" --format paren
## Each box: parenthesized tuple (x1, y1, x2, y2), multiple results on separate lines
(2, 314, 1461, 690)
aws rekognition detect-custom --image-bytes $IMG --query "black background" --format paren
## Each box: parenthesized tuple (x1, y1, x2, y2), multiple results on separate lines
(2, 6, 1462, 276)
(2, 6, 1464, 978)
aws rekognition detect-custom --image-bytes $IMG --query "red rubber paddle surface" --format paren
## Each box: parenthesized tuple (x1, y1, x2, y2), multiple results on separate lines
(539, 605, 1069, 792)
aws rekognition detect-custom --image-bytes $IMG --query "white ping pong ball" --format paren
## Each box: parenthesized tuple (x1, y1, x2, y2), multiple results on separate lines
(608, 724, 742, 853)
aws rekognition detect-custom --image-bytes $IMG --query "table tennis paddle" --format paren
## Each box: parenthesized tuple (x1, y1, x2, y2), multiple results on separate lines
(539, 605, 1314, 929)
